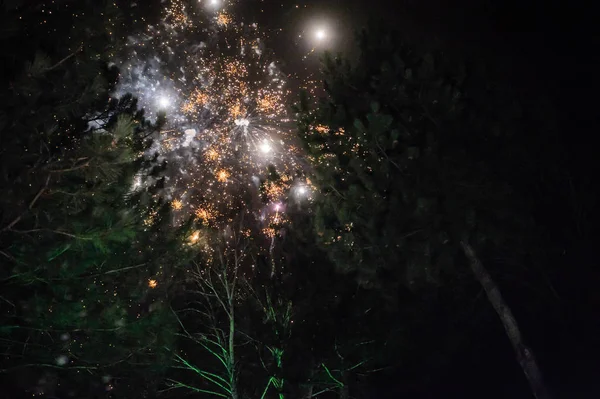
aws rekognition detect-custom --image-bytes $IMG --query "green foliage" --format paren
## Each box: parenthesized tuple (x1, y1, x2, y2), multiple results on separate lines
(297, 26, 538, 291)
(0, 1, 192, 397)
(294, 24, 562, 398)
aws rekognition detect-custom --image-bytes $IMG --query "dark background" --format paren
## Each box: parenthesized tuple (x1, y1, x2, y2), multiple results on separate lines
(125, 0, 600, 396)
(236, 0, 598, 199)
(240, 0, 599, 397)
(3, 0, 597, 397)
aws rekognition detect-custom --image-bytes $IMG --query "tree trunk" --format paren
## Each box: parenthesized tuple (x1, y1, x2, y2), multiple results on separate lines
(304, 383, 314, 399)
(460, 241, 551, 399)
(304, 362, 317, 398)
(340, 371, 350, 399)
(229, 297, 238, 399)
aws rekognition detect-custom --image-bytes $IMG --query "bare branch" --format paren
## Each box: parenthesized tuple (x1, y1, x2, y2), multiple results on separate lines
(1, 175, 50, 233)
(48, 160, 90, 173)
(0, 250, 16, 262)
(44, 45, 83, 72)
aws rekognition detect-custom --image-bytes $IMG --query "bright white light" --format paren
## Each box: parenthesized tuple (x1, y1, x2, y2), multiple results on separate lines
(274, 203, 281, 211)
(235, 118, 250, 127)
(203, 0, 221, 12)
(158, 96, 170, 108)
(259, 141, 272, 154)
(297, 186, 307, 196)
(315, 29, 326, 41)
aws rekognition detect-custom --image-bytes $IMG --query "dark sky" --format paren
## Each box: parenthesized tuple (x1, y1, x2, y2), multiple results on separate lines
(237, 0, 597, 177)
(231, 0, 599, 206)
(235, 0, 595, 95)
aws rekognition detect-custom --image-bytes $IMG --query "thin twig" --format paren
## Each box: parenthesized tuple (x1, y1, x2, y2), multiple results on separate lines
(11, 228, 92, 240)
(48, 160, 90, 173)
(45, 45, 83, 72)
(1, 175, 50, 232)
(0, 250, 16, 261)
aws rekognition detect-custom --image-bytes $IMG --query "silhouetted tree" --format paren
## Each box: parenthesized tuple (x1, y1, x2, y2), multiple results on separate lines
(297, 26, 551, 399)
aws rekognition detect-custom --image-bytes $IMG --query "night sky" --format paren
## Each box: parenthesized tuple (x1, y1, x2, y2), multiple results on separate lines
(251, 0, 598, 183)
(1, 0, 598, 397)
(238, 0, 597, 140)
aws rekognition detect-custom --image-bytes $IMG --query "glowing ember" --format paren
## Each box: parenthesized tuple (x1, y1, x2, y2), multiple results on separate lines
(205, 148, 220, 161)
(171, 199, 184, 210)
(189, 230, 201, 244)
(196, 208, 209, 220)
(216, 12, 231, 26)
(263, 227, 276, 238)
(148, 279, 158, 289)
(216, 169, 231, 182)
(315, 125, 329, 134)
(194, 204, 219, 225)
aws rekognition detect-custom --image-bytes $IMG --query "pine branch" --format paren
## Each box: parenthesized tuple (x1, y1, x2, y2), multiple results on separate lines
(48, 160, 90, 173)
(44, 45, 83, 73)
(0, 363, 98, 373)
(162, 379, 229, 398)
(0, 250, 16, 262)
(10, 228, 93, 241)
(45, 263, 148, 281)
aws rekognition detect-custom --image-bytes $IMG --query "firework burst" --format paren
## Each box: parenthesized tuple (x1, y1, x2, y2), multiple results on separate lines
(117, 0, 308, 238)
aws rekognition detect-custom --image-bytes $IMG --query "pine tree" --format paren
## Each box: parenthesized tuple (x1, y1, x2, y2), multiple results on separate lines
(297, 26, 551, 399)
(0, 1, 193, 397)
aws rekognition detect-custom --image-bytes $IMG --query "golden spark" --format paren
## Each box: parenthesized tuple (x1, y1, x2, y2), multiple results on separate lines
(216, 12, 232, 27)
(216, 169, 230, 183)
(315, 125, 329, 134)
(263, 227, 276, 238)
(189, 230, 201, 244)
(205, 148, 220, 161)
(171, 199, 183, 210)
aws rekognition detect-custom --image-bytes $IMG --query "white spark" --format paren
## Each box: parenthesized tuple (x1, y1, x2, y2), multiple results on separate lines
(235, 118, 250, 127)
(158, 96, 170, 108)
(315, 29, 326, 41)
(259, 140, 272, 154)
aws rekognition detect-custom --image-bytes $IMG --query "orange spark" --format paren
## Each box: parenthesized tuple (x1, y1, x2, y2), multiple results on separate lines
(216, 169, 230, 183)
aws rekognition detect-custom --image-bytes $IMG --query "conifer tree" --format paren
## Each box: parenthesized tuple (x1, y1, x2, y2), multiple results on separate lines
(0, 1, 192, 397)
(297, 26, 551, 399)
